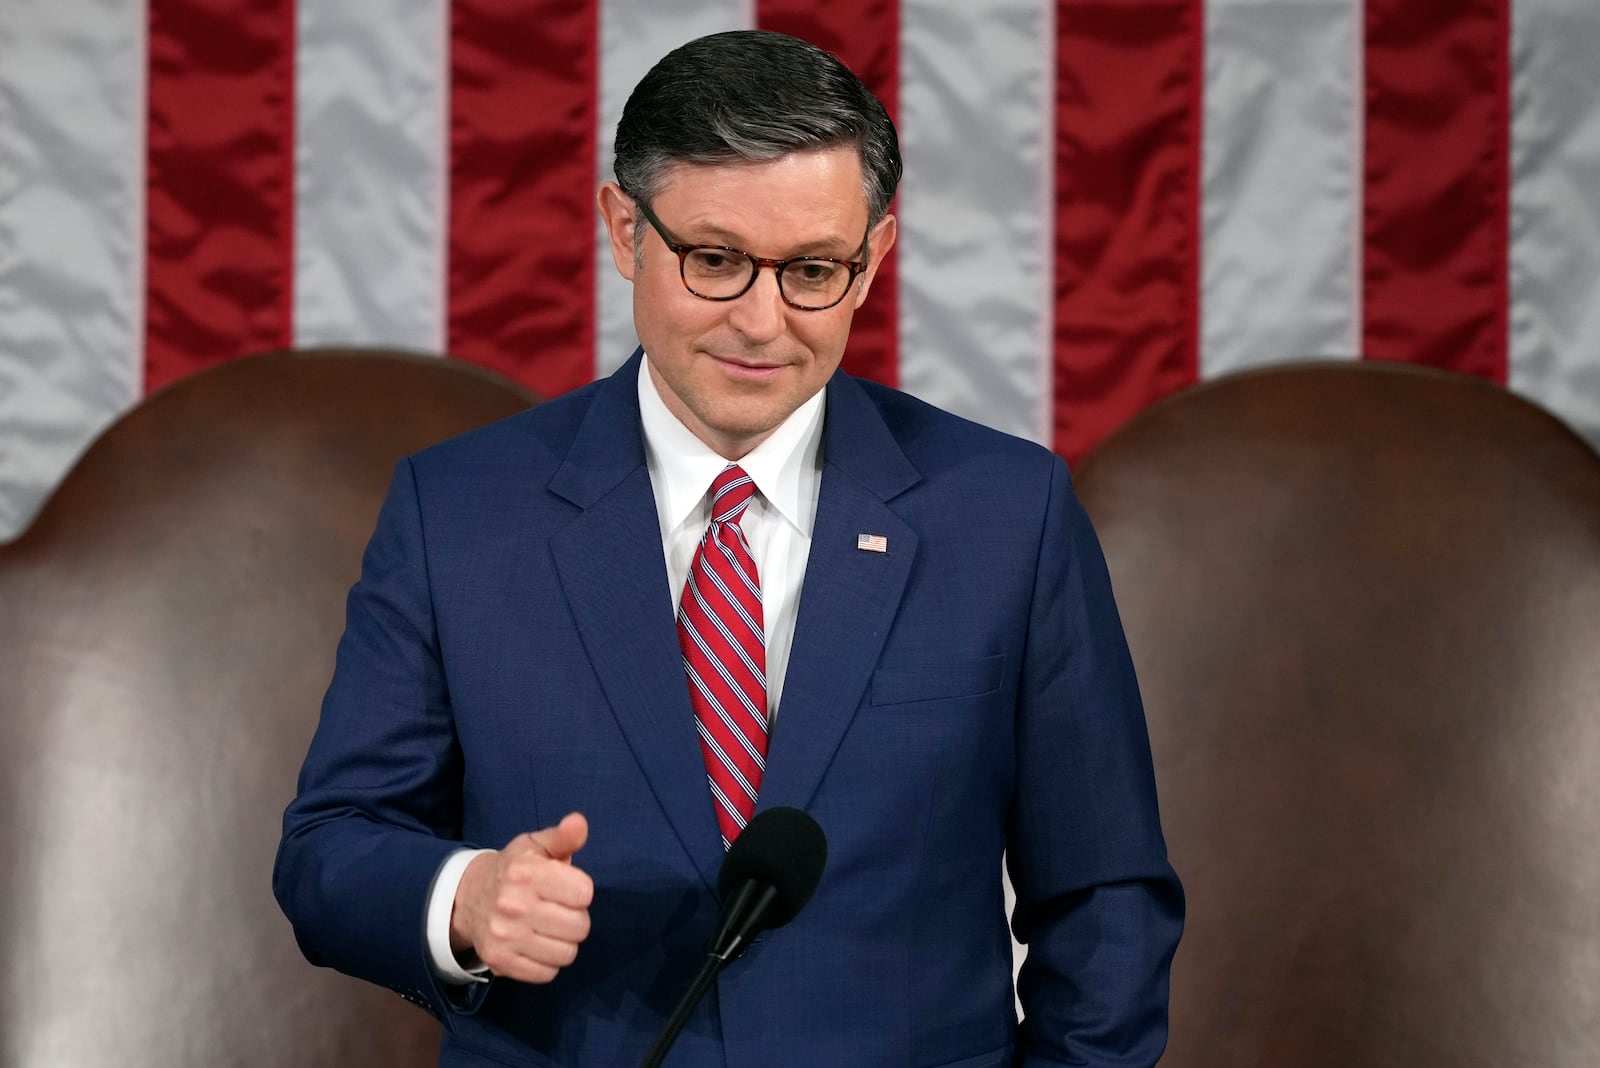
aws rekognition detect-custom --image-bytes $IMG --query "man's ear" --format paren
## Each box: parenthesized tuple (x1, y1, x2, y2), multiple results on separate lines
(852, 213, 898, 309)
(596, 182, 640, 281)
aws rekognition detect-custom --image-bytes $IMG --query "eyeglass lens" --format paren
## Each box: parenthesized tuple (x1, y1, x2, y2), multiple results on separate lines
(680, 249, 853, 309)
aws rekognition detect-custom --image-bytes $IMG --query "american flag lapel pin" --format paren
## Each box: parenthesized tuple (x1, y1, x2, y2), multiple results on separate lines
(857, 533, 888, 553)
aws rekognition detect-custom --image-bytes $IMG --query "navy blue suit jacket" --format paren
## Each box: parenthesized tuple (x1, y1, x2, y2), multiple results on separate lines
(274, 352, 1182, 1067)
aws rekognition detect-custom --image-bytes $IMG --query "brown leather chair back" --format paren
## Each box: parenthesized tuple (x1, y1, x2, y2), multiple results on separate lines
(1075, 362, 1600, 1067)
(0, 350, 534, 1067)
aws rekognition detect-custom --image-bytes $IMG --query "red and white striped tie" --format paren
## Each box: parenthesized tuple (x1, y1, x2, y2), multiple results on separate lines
(678, 465, 768, 849)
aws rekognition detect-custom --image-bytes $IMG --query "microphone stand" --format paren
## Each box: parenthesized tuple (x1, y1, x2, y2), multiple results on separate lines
(637, 955, 720, 1068)
(637, 881, 777, 1068)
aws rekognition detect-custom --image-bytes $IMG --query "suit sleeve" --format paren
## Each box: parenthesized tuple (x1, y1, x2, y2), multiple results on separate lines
(272, 457, 491, 1020)
(1007, 456, 1185, 1066)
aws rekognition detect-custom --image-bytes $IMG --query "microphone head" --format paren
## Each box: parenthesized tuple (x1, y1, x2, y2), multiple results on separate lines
(717, 806, 827, 929)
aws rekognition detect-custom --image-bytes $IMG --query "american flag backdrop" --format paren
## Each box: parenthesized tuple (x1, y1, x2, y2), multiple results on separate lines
(3, 0, 1598, 541)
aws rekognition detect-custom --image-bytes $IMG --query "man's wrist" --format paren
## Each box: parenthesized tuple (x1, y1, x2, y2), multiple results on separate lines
(425, 848, 496, 984)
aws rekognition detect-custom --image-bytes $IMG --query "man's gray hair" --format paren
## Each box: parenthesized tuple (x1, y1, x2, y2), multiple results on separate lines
(613, 30, 902, 244)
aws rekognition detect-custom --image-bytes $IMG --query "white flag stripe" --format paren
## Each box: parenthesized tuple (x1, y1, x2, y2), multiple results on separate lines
(0, 1, 145, 540)
(1508, 0, 1600, 440)
(1200, 0, 1363, 377)
(294, 0, 448, 353)
(595, 0, 753, 375)
(899, 0, 1055, 445)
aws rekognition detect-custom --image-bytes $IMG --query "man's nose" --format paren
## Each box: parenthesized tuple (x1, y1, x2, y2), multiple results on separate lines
(726, 265, 788, 342)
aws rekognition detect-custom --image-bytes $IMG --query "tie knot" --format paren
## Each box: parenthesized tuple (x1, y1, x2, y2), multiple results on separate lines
(709, 465, 756, 525)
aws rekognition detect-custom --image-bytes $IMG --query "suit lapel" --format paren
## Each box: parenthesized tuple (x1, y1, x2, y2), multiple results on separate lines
(548, 353, 725, 891)
(756, 373, 921, 815)
(546, 359, 925, 878)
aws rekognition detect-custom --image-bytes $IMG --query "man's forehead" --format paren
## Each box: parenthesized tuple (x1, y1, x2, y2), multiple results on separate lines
(649, 152, 870, 250)
(652, 150, 864, 199)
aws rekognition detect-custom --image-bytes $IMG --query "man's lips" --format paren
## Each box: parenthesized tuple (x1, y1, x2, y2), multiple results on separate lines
(707, 353, 788, 375)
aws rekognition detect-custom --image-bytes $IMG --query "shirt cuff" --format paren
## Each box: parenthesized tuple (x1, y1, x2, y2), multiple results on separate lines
(426, 848, 496, 984)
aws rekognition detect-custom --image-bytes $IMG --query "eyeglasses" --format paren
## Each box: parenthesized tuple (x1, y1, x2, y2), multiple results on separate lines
(634, 198, 870, 311)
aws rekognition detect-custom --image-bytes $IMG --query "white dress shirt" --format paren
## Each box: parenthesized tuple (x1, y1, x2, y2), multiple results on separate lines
(425, 354, 826, 982)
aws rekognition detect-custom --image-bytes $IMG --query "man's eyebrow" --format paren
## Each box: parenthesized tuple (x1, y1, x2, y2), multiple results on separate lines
(683, 222, 859, 258)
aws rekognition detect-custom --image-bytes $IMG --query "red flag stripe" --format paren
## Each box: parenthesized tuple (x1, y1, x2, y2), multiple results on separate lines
(1363, 0, 1511, 381)
(1052, 0, 1205, 462)
(757, 0, 901, 388)
(447, 0, 598, 398)
(144, 0, 296, 393)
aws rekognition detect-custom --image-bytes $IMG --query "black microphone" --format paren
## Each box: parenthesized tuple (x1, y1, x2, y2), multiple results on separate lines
(638, 807, 827, 1068)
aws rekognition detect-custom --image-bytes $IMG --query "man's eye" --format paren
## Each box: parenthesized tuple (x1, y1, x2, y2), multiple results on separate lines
(688, 250, 741, 274)
(791, 261, 841, 286)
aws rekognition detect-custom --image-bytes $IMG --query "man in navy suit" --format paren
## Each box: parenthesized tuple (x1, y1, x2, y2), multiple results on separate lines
(275, 29, 1182, 1067)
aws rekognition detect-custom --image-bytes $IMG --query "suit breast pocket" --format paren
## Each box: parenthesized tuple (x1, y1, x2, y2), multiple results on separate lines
(869, 653, 1005, 707)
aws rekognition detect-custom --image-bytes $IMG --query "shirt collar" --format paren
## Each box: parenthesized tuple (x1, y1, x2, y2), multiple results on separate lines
(637, 353, 825, 535)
